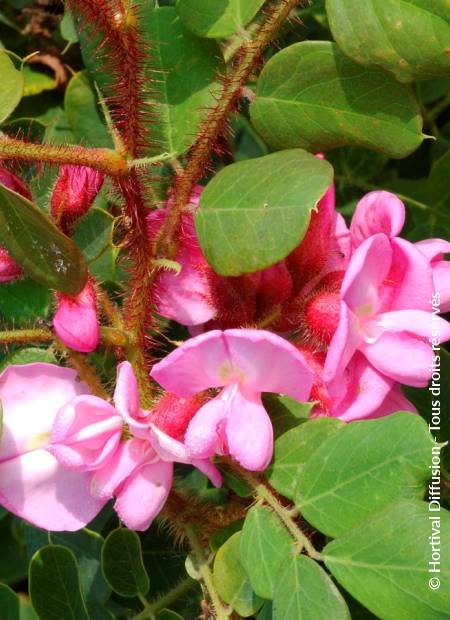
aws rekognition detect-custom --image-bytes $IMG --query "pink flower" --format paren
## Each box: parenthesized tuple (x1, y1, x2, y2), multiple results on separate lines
(324, 234, 450, 388)
(147, 187, 217, 326)
(151, 329, 314, 471)
(0, 363, 106, 531)
(50, 165, 105, 234)
(53, 279, 100, 353)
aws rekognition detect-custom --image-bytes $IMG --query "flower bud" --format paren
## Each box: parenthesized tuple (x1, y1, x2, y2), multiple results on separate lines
(53, 279, 100, 352)
(0, 246, 22, 283)
(51, 165, 105, 234)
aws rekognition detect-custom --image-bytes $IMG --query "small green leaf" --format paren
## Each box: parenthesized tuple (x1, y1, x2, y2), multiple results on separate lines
(0, 348, 56, 372)
(101, 529, 150, 598)
(239, 506, 293, 599)
(29, 545, 89, 620)
(326, 0, 450, 83)
(177, 0, 265, 38)
(267, 418, 344, 499)
(64, 72, 112, 148)
(0, 183, 88, 295)
(213, 532, 264, 617)
(273, 556, 350, 619)
(195, 149, 333, 275)
(142, 7, 222, 156)
(0, 51, 23, 123)
(0, 583, 20, 620)
(295, 412, 434, 537)
(250, 41, 424, 158)
(156, 611, 183, 620)
(22, 67, 56, 97)
(60, 9, 79, 43)
(263, 394, 313, 438)
(324, 500, 450, 619)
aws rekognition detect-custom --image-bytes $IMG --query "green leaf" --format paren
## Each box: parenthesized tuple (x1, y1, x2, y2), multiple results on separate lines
(324, 500, 450, 619)
(273, 556, 350, 619)
(267, 418, 344, 499)
(195, 149, 333, 275)
(0, 348, 56, 371)
(0, 583, 20, 620)
(64, 72, 112, 148)
(143, 7, 222, 156)
(60, 9, 79, 43)
(22, 67, 56, 97)
(210, 519, 244, 552)
(326, 0, 450, 83)
(295, 412, 434, 537)
(0, 183, 88, 296)
(177, 0, 265, 38)
(29, 545, 89, 620)
(0, 517, 28, 584)
(156, 611, 183, 620)
(0, 51, 23, 123)
(239, 506, 293, 599)
(250, 41, 424, 158)
(213, 532, 264, 617)
(0, 279, 50, 325)
(101, 528, 150, 598)
(263, 394, 313, 438)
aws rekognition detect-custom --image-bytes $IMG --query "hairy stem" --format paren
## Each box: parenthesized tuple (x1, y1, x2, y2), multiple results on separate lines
(184, 525, 230, 620)
(0, 137, 127, 176)
(55, 341, 109, 399)
(0, 327, 53, 345)
(131, 577, 197, 620)
(235, 466, 322, 559)
(154, 0, 301, 257)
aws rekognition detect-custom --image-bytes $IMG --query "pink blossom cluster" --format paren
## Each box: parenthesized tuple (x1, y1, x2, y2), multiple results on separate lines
(1, 165, 449, 532)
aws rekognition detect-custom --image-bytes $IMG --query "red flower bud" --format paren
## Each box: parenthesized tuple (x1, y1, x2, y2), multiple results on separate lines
(0, 167, 32, 201)
(150, 393, 204, 441)
(53, 279, 100, 352)
(50, 165, 105, 234)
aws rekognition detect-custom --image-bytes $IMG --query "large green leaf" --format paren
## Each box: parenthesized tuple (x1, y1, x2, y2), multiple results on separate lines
(0, 183, 88, 295)
(326, 0, 450, 83)
(29, 545, 89, 620)
(143, 7, 222, 156)
(0, 583, 20, 620)
(213, 532, 263, 617)
(0, 51, 23, 123)
(195, 149, 333, 275)
(273, 556, 350, 619)
(0, 279, 50, 325)
(177, 0, 265, 38)
(267, 418, 344, 499)
(101, 529, 149, 598)
(324, 500, 450, 619)
(64, 72, 112, 148)
(295, 413, 434, 537)
(250, 41, 424, 158)
(239, 506, 293, 599)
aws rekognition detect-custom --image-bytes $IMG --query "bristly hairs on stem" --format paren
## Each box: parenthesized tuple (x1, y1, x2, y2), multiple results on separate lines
(68, 0, 160, 405)
(153, 0, 302, 259)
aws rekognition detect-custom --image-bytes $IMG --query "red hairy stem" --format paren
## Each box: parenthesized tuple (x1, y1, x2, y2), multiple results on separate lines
(0, 328, 53, 345)
(0, 137, 127, 176)
(117, 171, 156, 407)
(68, 0, 152, 158)
(154, 0, 301, 257)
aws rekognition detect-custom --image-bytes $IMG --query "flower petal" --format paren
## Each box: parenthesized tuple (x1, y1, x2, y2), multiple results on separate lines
(49, 396, 122, 470)
(114, 460, 173, 531)
(184, 397, 228, 459)
(350, 191, 405, 246)
(89, 439, 154, 500)
(0, 363, 88, 461)
(150, 330, 228, 396)
(223, 329, 314, 401)
(0, 450, 105, 531)
(225, 388, 273, 471)
(149, 424, 191, 462)
(341, 234, 392, 313)
(361, 332, 433, 387)
(114, 361, 141, 421)
(377, 310, 450, 342)
(323, 303, 360, 382)
(192, 459, 222, 487)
